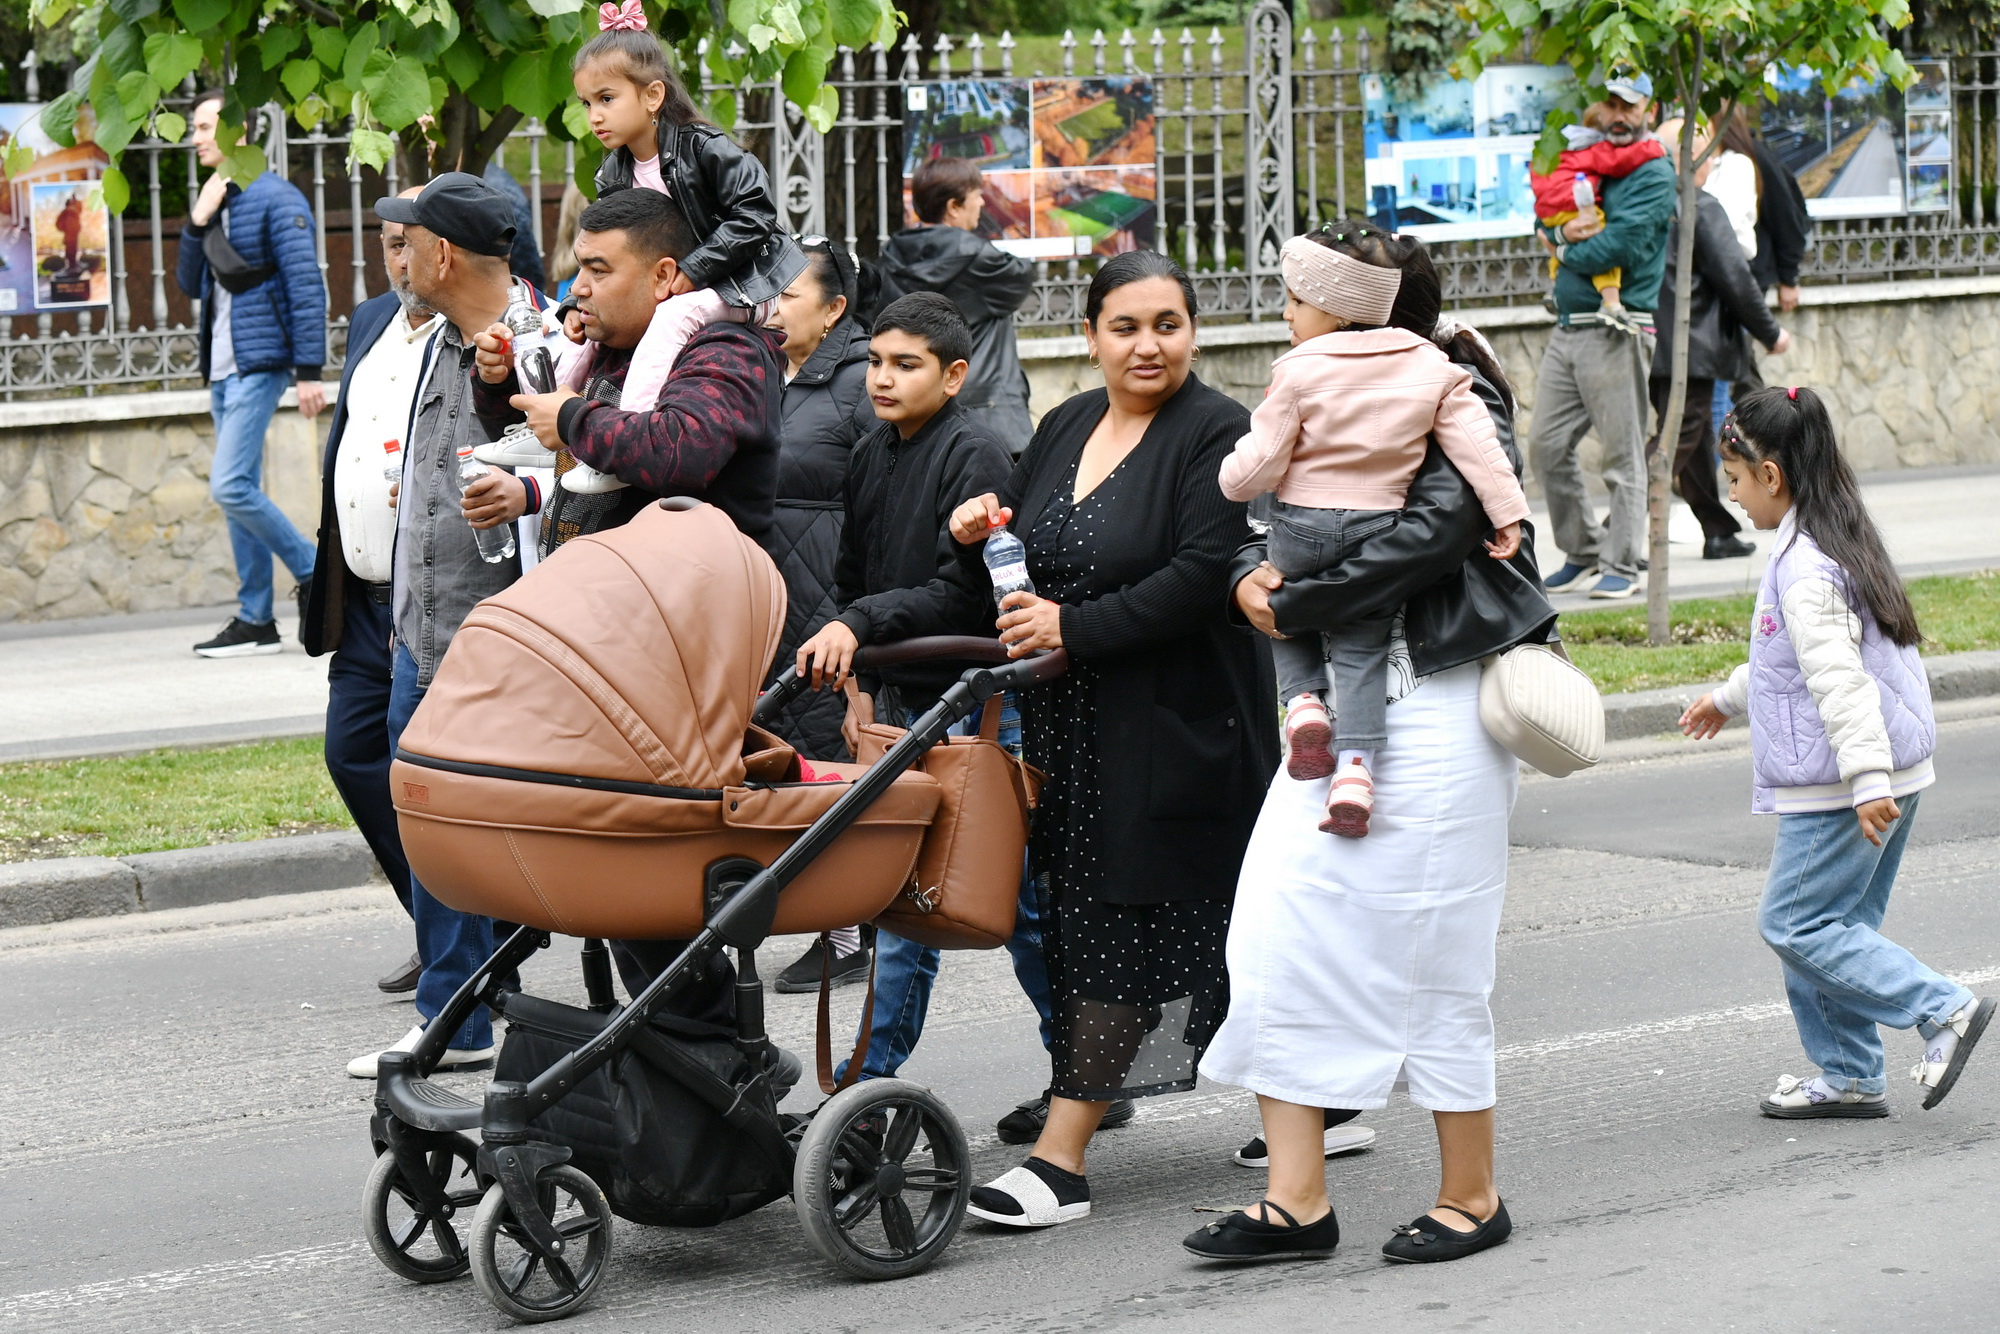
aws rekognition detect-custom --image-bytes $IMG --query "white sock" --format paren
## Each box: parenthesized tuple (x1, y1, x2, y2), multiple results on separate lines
(1803, 1076, 1847, 1103)
(1924, 1006, 1972, 1067)
(1337, 748, 1374, 771)
(828, 926, 863, 958)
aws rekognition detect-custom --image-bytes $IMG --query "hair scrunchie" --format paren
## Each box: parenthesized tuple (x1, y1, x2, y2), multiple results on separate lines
(599, 0, 647, 32)
(1280, 235, 1401, 326)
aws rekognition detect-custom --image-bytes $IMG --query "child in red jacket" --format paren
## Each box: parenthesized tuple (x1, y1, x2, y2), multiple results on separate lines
(1530, 107, 1667, 313)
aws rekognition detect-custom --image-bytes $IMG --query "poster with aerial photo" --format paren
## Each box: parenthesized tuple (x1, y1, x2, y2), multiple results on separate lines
(1763, 64, 1906, 218)
(905, 76, 1156, 258)
(1903, 59, 1952, 214)
(1361, 64, 1569, 240)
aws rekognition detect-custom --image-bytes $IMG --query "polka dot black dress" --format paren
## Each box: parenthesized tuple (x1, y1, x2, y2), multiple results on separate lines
(1021, 451, 1234, 1102)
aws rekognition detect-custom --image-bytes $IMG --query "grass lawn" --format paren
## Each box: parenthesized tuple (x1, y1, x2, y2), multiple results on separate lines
(0, 736, 352, 864)
(1562, 569, 2000, 695)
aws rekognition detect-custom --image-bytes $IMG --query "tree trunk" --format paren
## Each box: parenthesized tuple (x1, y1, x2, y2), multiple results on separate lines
(1649, 48, 1705, 647)
(433, 92, 524, 180)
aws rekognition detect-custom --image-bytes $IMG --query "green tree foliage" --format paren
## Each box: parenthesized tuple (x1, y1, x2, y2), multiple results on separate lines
(1457, 0, 1911, 643)
(1385, 0, 1468, 101)
(1906, 0, 2000, 50)
(28, 0, 896, 214)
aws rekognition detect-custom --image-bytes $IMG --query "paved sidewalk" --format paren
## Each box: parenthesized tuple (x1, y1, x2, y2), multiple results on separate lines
(0, 465, 1994, 764)
(1535, 462, 2000, 611)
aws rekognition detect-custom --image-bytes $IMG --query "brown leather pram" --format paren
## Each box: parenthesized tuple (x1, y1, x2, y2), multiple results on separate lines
(361, 499, 1062, 1321)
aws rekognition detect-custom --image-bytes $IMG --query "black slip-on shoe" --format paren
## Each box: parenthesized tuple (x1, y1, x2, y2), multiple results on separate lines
(996, 1091, 1136, 1145)
(1382, 1200, 1512, 1264)
(1704, 534, 1757, 560)
(773, 937, 872, 994)
(376, 952, 421, 995)
(1184, 1200, 1339, 1263)
(194, 617, 281, 658)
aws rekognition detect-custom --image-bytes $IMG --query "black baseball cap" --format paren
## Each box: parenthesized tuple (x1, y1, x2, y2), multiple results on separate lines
(375, 172, 515, 257)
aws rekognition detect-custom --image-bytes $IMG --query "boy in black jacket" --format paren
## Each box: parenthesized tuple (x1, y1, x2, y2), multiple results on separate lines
(789, 293, 1059, 1092)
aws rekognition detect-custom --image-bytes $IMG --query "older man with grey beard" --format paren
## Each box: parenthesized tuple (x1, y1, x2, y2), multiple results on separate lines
(300, 187, 442, 994)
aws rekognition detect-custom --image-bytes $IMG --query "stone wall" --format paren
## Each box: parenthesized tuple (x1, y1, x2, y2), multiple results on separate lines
(1026, 286, 2000, 482)
(4, 284, 1997, 625)
(0, 406, 320, 622)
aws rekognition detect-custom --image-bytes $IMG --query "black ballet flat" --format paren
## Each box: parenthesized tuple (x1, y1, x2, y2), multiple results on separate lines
(1381, 1200, 1512, 1264)
(1183, 1200, 1339, 1263)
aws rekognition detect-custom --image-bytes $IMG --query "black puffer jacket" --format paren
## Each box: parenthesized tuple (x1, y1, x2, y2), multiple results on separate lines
(878, 225, 1036, 453)
(1228, 366, 1558, 677)
(763, 320, 876, 758)
(596, 120, 805, 306)
(1650, 189, 1785, 385)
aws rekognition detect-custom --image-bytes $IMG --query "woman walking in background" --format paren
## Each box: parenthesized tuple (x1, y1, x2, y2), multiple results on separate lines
(947, 250, 1277, 1228)
(1681, 386, 1992, 1117)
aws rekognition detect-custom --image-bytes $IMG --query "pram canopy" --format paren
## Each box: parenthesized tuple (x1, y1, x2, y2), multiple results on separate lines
(392, 500, 940, 939)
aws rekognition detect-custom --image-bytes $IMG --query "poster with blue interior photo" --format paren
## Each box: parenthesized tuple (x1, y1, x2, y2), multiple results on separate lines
(1362, 64, 1570, 241)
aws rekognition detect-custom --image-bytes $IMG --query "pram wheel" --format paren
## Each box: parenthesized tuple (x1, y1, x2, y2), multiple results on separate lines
(468, 1162, 613, 1322)
(362, 1133, 484, 1283)
(794, 1079, 971, 1280)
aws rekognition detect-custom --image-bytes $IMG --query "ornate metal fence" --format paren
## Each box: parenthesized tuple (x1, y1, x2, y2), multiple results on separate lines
(16, 4, 2000, 399)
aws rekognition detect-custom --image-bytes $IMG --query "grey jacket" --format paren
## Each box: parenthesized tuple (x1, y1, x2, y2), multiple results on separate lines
(393, 317, 520, 684)
(1650, 189, 1784, 384)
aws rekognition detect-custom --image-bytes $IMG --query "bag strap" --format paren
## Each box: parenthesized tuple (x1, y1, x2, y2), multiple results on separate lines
(814, 932, 877, 1095)
(978, 693, 1002, 742)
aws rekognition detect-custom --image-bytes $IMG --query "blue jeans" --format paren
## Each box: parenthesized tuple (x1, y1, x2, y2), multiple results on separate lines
(838, 693, 1055, 1082)
(389, 644, 500, 1050)
(209, 371, 317, 625)
(1758, 793, 1973, 1093)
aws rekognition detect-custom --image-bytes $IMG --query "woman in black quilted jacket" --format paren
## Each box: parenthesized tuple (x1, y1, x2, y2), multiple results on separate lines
(762, 238, 876, 762)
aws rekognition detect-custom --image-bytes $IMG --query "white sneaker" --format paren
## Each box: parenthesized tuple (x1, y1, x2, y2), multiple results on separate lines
(346, 1025, 496, 1079)
(1911, 997, 1995, 1110)
(559, 462, 629, 494)
(1233, 1123, 1378, 1167)
(472, 434, 558, 468)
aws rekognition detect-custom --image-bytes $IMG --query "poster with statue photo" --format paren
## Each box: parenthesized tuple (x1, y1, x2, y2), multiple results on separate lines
(0, 102, 111, 311)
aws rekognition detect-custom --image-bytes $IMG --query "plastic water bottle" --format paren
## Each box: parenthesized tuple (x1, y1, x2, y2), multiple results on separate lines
(507, 300, 555, 396)
(982, 523, 1034, 608)
(381, 437, 402, 485)
(457, 445, 517, 563)
(1572, 172, 1596, 215)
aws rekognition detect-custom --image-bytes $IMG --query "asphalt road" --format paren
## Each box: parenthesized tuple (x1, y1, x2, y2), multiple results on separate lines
(4, 713, 1999, 1331)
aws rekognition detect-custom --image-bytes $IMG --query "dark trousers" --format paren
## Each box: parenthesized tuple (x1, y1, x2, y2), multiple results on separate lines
(323, 587, 413, 914)
(1648, 377, 1741, 542)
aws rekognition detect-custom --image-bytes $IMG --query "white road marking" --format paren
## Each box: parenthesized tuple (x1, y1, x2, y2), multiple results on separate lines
(0, 1241, 365, 1315)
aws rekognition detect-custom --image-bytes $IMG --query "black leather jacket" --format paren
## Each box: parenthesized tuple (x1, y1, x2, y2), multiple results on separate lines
(1227, 366, 1558, 677)
(596, 121, 806, 306)
(1651, 189, 1785, 385)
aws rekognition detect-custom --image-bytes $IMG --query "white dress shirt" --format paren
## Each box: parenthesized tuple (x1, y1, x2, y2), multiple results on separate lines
(332, 307, 438, 583)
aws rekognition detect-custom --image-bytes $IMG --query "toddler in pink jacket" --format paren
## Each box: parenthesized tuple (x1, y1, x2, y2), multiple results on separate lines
(1219, 224, 1530, 837)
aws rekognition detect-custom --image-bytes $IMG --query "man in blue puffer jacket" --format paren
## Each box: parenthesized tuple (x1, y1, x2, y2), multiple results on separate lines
(177, 92, 327, 657)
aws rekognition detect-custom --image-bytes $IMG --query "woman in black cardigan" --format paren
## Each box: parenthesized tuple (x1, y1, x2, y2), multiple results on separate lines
(947, 251, 1278, 1228)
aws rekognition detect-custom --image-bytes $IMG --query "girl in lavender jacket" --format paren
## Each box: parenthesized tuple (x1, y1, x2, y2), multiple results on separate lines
(1681, 386, 1992, 1117)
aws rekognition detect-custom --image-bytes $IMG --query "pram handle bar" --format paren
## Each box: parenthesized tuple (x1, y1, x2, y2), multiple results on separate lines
(755, 638, 1067, 727)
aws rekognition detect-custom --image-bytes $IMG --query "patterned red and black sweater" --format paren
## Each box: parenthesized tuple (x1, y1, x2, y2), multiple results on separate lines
(473, 320, 784, 551)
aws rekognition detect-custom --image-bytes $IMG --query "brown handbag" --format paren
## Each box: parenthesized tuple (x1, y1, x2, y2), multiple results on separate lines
(851, 696, 1044, 949)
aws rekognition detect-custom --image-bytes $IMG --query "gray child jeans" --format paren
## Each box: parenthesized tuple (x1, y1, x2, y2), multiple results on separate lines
(1266, 500, 1399, 751)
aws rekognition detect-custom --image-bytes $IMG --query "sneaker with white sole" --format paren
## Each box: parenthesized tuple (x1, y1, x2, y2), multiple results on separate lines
(967, 1158, 1091, 1227)
(1588, 572, 1641, 600)
(472, 431, 558, 468)
(1912, 997, 1995, 1109)
(1234, 1111, 1377, 1167)
(193, 617, 281, 658)
(560, 461, 629, 494)
(346, 1025, 495, 1079)
(1284, 694, 1335, 781)
(1320, 760, 1374, 838)
(1759, 1073, 1888, 1119)
(1543, 561, 1597, 592)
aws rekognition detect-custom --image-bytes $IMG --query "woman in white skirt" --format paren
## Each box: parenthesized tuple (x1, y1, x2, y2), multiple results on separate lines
(1186, 251, 1558, 1265)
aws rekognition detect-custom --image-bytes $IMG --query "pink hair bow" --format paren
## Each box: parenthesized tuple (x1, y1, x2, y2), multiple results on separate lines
(599, 0, 647, 32)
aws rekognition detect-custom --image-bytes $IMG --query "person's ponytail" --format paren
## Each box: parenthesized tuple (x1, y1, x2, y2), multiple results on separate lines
(1725, 387, 1920, 646)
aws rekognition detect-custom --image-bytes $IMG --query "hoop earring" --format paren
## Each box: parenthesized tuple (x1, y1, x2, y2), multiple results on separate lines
(1089, 357, 1101, 370)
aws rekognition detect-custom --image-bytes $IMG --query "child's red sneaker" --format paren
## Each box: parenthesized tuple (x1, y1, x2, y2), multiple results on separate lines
(1284, 694, 1335, 781)
(1320, 761, 1374, 838)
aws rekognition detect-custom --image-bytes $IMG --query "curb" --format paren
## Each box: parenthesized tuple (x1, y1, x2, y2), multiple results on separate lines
(4, 649, 1997, 930)
(0, 831, 381, 930)
(1599, 648, 2000, 742)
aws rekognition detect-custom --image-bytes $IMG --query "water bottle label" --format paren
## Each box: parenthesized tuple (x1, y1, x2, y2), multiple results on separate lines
(989, 560, 1029, 587)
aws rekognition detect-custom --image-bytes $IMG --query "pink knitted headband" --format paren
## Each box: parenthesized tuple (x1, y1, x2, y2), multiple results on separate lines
(1280, 234, 1402, 326)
